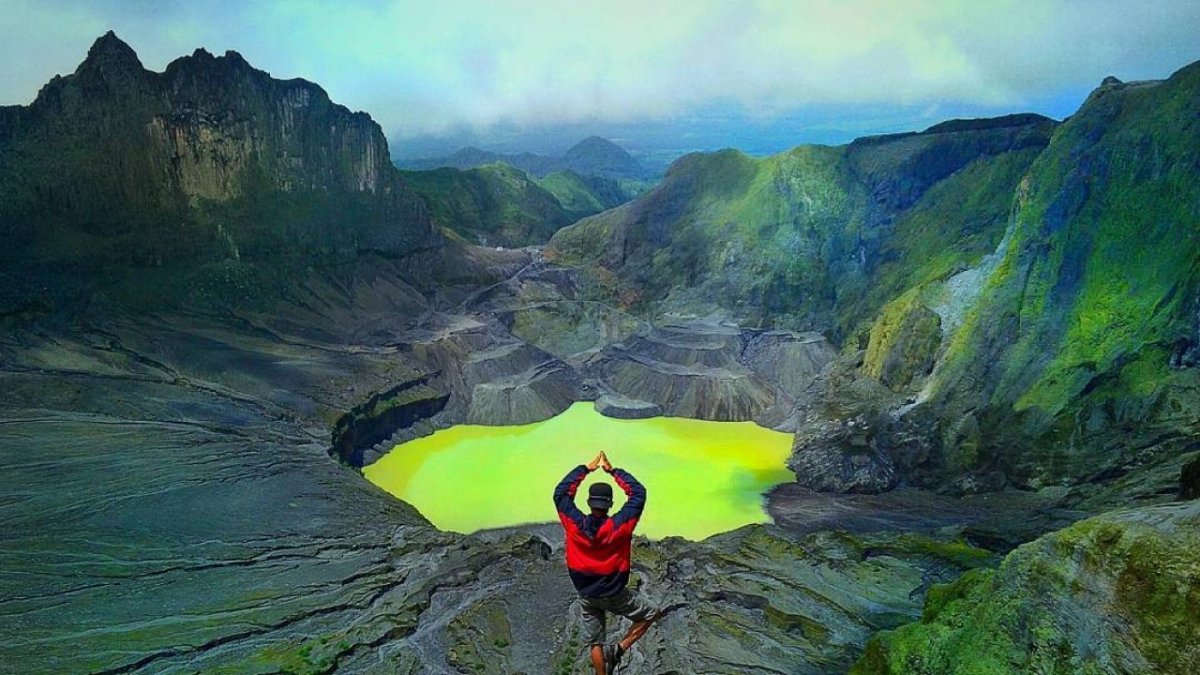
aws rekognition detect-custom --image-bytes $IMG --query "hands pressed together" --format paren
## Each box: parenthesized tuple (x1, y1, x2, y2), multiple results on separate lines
(585, 451, 613, 472)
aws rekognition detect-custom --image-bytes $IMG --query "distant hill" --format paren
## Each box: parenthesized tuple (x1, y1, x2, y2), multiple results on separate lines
(396, 136, 651, 180)
(399, 164, 637, 247)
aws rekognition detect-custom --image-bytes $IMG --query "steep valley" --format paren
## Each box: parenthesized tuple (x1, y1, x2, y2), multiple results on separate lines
(1, 33, 1197, 675)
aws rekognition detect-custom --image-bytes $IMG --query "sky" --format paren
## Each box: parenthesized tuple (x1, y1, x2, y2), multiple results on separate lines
(2, 0, 1198, 161)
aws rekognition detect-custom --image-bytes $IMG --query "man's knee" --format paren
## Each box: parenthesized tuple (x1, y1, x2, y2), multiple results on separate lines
(619, 592, 656, 623)
(580, 607, 606, 645)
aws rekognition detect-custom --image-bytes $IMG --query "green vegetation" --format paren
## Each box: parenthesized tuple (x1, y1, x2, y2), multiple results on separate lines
(862, 290, 943, 390)
(400, 163, 638, 247)
(851, 503, 1200, 675)
(923, 63, 1200, 486)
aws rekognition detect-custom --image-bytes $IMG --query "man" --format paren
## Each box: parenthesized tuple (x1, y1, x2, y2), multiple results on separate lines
(553, 451, 658, 674)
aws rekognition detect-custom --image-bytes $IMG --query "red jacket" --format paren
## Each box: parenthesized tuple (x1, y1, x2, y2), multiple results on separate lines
(553, 464, 646, 598)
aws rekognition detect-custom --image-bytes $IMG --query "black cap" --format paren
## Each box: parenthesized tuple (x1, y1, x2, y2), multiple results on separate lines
(587, 482, 613, 510)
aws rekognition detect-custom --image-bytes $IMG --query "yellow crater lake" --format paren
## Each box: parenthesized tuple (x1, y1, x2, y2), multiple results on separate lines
(363, 402, 795, 540)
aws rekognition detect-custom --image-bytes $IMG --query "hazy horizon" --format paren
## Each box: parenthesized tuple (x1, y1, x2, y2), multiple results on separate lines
(3, 1, 1197, 161)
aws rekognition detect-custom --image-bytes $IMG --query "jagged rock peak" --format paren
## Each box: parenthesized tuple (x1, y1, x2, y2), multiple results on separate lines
(1101, 75, 1124, 86)
(78, 30, 143, 74)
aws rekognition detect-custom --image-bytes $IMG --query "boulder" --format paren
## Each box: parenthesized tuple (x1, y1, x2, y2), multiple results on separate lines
(789, 416, 900, 494)
(594, 394, 663, 419)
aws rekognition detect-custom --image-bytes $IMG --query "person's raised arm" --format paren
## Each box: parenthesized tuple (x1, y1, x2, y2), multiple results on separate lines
(553, 453, 602, 519)
(608, 464, 646, 528)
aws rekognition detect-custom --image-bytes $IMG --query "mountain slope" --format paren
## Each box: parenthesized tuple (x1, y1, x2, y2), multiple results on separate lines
(853, 502, 1200, 675)
(547, 115, 1054, 335)
(549, 62, 1200, 497)
(920, 64, 1200, 488)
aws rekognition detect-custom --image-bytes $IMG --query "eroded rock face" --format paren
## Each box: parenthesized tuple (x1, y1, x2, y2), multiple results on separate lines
(588, 320, 834, 424)
(331, 378, 450, 466)
(1181, 456, 1200, 500)
(0, 258, 1001, 674)
(0, 291, 435, 672)
(744, 330, 839, 397)
(862, 295, 942, 391)
(396, 326, 582, 431)
(375, 524, 997, 675)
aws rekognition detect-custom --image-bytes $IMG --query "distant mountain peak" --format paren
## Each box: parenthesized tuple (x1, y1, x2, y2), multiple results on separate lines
(564, 135, 628, 157)
(78, 30, 144, 76)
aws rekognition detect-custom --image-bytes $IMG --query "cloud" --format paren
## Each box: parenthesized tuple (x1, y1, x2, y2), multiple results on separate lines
(1, 0, 1197, 140)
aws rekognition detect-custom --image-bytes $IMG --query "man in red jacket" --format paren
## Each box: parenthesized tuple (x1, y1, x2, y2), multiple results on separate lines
(554, 451, 658, 674)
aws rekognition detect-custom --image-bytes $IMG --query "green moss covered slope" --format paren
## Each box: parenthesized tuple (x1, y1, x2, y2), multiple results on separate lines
(925, 62, 1200, 487)
(852, 501, 1200, 675)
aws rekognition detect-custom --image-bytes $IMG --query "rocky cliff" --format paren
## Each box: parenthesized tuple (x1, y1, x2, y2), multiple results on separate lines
(853, 501, 1200, 674)
(918, 64, 1200, 490)
(0, 31, 432, 273)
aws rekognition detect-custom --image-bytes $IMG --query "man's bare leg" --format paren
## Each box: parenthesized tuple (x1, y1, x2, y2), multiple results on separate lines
(590, 644, 605, 674)
(618, 619, 653, 651)
(618, 603, 685, 652)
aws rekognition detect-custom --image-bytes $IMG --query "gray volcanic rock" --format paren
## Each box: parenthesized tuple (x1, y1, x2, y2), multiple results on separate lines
(378, 523, 998, 675)
(0, 274, 1004, 674)
(789, 416, 901, 494)
(591, 321, 780, 421)
(744, 329, 838, 396)
(465, 358, 580, 425)
(1181, 455, 1200, 500)
(594, 394, 663, 418)
(396, 326, 582, 432)
(0, 303, 434, 672)
(599, 351, 776, 420)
